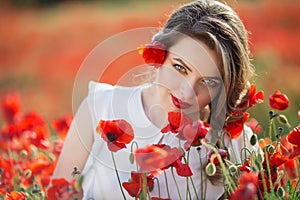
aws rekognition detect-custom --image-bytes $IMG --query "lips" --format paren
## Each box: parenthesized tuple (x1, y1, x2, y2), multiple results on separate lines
(171, 94, 192, 109)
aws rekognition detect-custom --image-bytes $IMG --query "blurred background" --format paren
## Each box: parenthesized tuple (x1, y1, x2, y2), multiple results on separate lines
(0, 0, 300, 131)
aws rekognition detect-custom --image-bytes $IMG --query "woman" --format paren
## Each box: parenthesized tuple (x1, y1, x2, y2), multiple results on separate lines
(52, 0, 259, 199)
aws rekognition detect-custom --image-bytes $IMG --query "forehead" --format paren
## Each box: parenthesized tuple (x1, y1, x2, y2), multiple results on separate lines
(168, 37, 221, 77)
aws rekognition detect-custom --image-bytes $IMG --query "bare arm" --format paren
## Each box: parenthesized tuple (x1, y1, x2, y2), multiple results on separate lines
(52, 98, 94, 181)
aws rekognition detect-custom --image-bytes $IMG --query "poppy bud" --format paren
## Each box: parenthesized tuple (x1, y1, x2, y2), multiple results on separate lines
(269, 110, 277, 119)
(250, 134, 258, 146)
(205, 162, 216, 176)
(24, 169, 32, 178)
(267, 144, 275, 153)
(229, 165, 237, 174)
(129, 152, 134, 164)
(277, 186, 285, 198)
(278, 114, 291, 127)
(20, 150, 28, 157)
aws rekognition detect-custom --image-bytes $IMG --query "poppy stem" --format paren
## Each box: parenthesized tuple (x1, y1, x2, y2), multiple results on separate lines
(171, 167, 182, 200)
(154, 177, 161, 198)
(163, 171, 171, 199)
(111, 152, 127, 200)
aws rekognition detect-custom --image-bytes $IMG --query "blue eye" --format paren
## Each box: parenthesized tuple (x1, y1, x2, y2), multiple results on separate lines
(201, 79, 218, 88)
(173, 64, 187, 74)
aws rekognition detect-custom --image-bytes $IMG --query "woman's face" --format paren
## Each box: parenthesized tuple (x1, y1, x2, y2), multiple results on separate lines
(153, 36, 223, 117)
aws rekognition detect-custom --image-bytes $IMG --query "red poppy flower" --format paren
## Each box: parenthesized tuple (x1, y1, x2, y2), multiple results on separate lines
(208, 149, 227, 166)
(1, 92, 22, 124)
(224, 112, 249, 139)
(229, 172, 258, 200)
(298, 111, 300, 119)
(269, 90, 289, 110)
(52, 114, 73, 139)
(161, 112, 193, 134)
(248, 84, 264, 108)
(287, 124, 300, 159)
(179, 120, 210, 149)
(46, 178, 74, 200)
(134, 145, 168, 173)
(239, 158, 251, 172)
(96, 119, 134, 152)
(257, 150, 286, 194)
(5, 191, 26, 200)
(283, 159, 299, 179)
(154, 144, 193, 177)
(138, 41, 166, 68)
(270, 152, 286, 167)
(122, 171, 154, 198)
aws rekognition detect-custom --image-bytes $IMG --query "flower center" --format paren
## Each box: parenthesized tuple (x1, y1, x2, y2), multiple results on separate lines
(107, 132, 117, 142)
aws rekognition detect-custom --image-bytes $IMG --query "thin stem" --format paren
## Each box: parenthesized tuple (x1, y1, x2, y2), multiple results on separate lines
(163, 171, 170, 199)
(171, 167, 182, 200)
(197, 148, 204, 200)
(222, 132, 239, 163)
(184, 150, 192, 200)
(154, 177, 161, 198)
(130, 141, 139, 171)
(111, 152, 127, 200)
(189, 177, 199, 200)
(291, 178, 300, 199)
(268, 118, 274, 141)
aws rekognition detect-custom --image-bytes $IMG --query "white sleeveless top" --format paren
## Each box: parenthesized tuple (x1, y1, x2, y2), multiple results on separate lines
(81, 81, 258, 200)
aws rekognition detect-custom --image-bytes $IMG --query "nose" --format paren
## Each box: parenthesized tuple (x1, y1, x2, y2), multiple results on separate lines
(180, 77, 198, 101)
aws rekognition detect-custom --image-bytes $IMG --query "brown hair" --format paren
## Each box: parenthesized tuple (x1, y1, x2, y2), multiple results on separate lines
(153, 0, 254, 130)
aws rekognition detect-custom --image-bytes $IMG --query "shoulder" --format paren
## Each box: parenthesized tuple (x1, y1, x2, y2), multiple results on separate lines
(88, 81, 142, 96)
(86, 81, 144, 118)
(88, 81, 114, 95)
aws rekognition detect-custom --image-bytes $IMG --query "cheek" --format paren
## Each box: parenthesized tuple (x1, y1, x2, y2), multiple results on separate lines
(196, 87, 219, 108)
(196, 94, 211, 108)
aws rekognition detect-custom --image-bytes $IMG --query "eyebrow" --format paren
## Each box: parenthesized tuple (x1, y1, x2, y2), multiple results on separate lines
(173, 57, 192, 72)
(173, 57, 222, 81)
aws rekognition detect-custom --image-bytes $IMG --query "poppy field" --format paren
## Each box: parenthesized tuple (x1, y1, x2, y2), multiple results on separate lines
(1, 0, 300, 199)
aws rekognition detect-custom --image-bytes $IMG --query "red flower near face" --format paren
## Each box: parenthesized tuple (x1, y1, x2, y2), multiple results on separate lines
(96, 119, 134, 152)
(161, 112, 193, 134)
(122, 171, 154, 198)
(5, 191, 26, 200)
(229, 172, 258, 200)
(134, 144, 192, 177)
(138, 41, 166, 68)
(154, 144, 193, 177)
(287, 124, 300, 159)
(179, 120, 210, 149)
(269, 90, 289, 110)
(134, 145, 168, 173)
(248, 84, 264, 108)
(1, 92, 22, 124)
(52, 114, 73, 139)
(224, 112, 249, 139)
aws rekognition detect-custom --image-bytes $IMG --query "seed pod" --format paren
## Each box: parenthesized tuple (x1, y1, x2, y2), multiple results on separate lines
(205, 162, 216, 176)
